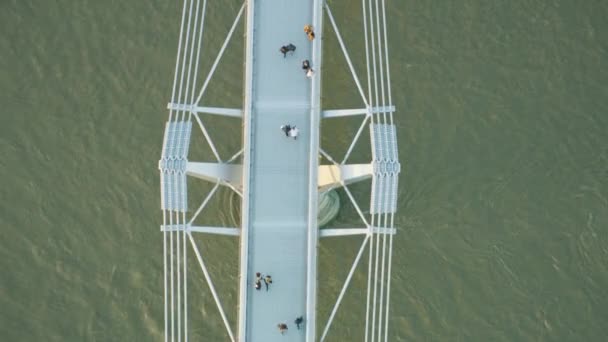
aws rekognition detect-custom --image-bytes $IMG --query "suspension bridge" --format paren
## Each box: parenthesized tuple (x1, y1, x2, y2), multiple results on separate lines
(158, 0, 400, 340)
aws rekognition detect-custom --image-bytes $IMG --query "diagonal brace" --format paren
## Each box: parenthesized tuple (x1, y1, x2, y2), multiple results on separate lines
(320, 235, 371, 341)
(188, 232, 236, 342)
(194, 2, 246, 105)
(193, 112, 222, 162)
(325, 4, 369, 108)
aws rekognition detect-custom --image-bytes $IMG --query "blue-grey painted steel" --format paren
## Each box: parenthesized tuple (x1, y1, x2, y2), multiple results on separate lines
(322, 105, 395, 118)
(160, 121, 192, 212)
(237, 0, 321, 340)
(237, 0, 255, 340)
(370, 123, 400, 214)
(306, 0, 323, 340)
(158, 0, 401, 339)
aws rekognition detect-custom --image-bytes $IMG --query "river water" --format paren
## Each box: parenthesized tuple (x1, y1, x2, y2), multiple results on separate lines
(1, 0, 607, 341)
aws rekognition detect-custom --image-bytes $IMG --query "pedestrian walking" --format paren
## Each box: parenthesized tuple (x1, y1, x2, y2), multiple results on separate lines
(289, 126, 299, 140)
(264, 275, 273, 291)
(277, 323, 288, 335)
(304, 24, 315, 40)
(280, 125, 292, 137)
(279, 44, 296, 58)
(254, 272, 262, 291)
(302, 59, 310, 70)
(294, 316, 304, 330)
(306, 68, 315, 78)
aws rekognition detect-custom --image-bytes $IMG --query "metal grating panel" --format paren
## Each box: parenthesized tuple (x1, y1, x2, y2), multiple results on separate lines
(370, 123, 401, 214)
(387, 124, 398, 161)
(159, 121, 192, 212)
(389, 173, 399, 213)
(181, 121, 193, 158)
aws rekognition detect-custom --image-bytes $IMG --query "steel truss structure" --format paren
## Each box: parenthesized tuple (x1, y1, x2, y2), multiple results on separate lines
(158, 0, 400, 341)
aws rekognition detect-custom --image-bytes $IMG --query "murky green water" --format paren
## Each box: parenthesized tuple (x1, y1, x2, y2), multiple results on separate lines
(1, 0, 607, 341)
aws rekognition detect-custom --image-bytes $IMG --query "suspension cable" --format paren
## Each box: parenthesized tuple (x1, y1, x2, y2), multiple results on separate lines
(168, 0, 189, 122)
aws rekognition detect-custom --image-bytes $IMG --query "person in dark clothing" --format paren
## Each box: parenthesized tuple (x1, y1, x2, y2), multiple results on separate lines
(280, 44, 296, 57)
(294, 316, 304, 330)
(280, 125, 292, 137)
(302, 60, 310, 70)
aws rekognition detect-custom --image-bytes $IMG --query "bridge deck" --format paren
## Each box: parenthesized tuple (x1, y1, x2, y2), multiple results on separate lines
(242, 0, 319, 341)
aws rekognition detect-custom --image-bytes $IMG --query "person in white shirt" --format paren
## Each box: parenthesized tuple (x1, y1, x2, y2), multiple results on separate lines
(288, 126, 299, 140)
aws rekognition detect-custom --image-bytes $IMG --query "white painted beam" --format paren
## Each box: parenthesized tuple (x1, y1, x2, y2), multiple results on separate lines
(321, 228, 368, 237)
(318, 164, 373, 191)
(168, 103, 243, 118)
(190, 226, 240, 236)
(161, 224, 241, 237)
(322, 105, 395, 118)
(186, 162, 242, 188)
(320, 227, 396, 237)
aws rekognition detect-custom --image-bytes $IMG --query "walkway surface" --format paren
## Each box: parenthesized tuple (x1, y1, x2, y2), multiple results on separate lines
(244, 0, 316, 341)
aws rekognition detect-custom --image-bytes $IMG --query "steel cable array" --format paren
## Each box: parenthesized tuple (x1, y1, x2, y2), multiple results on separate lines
(160, 1, 245, 341)
(363, 0, 399, 341)
(319, 0, 399, 341)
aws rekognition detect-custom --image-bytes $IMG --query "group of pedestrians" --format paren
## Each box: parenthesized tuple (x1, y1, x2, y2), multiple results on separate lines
(280, 124, 299, 140)
(257, 23, 316, 337)
(277, 25, 318, 142)
(302, 59, 314, 78)
(277, 316, 304, 335)
(254, 272, 273, 291)
(279, 24, 316, 78)
(253, 272, 304, 335)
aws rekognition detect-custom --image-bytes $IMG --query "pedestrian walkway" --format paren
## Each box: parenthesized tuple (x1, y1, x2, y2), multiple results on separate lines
(241, 0, 318, 340)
